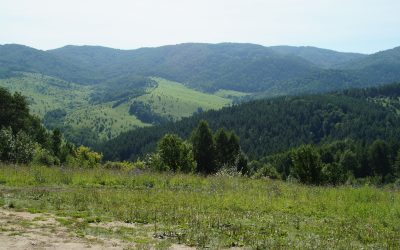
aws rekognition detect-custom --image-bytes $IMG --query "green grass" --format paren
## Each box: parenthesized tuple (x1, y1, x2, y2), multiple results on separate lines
(0, 72, 92, 117)
(137, 78, 231, 120)
(0, 165, 399, 249)
(0, 73, 231, 140)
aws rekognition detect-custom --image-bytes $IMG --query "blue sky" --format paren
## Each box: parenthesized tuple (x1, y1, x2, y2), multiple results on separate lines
(1, 0, 399, 53)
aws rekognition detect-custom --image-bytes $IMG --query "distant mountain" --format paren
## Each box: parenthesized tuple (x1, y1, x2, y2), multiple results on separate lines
(269, 46, 366, 68)
(99, 82, 400, 161)
(334, 46, 400, 86)
(49, 43, 318, 92)
(2, 42, 400, 95)
(0, 44, 99, 84)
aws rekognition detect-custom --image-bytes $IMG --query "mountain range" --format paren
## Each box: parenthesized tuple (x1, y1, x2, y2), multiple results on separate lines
(1, 43, 400, 94)
(1, 42, 400, 146)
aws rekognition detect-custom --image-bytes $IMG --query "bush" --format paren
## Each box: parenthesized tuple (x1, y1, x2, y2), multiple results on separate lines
(32, 146, 59, 166)
(0, 127, 36, 164)
(14, 131, 36, 164)
(0, 127, 15, 162)
(291, 145, 323, 185)
(321, 162, 347, 185)
(73, 146, 102, 168)
(103, 161, 135, 171)
(253, 163, 281, 179)
(145, 153, 168, 172)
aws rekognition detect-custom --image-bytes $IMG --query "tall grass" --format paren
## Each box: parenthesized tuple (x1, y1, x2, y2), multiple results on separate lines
(0, 165, 399, 248)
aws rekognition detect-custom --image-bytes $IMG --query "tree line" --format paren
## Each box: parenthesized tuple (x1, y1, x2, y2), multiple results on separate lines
(147, 120, 247, 174)
(253, 139, 400, 185)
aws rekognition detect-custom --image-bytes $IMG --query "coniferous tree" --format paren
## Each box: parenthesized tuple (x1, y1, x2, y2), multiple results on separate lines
(191, 120, 216, 174)
(227, 132, 240, 165)
(235, 151, 249, 175)
(214, 128, 230, 168)
(52, 129, 62, 158)
(368, 140, 391, 181)
(394, 149, 400, 178)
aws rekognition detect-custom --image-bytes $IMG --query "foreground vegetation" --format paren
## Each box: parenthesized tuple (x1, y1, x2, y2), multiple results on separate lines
(0, 166, 399, 249)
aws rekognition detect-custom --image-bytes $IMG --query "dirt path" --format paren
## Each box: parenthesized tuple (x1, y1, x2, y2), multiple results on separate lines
(0, 208, 128, 249)
(0, 208, 195, 250)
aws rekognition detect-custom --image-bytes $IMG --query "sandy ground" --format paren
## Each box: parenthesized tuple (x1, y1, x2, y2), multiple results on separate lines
(0, 208, 193, 250)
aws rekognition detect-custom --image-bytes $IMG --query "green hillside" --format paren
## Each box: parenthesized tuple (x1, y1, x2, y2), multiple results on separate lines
(0, 73, 231, 144)
(0, 72, 91, 117)
(136, 78, 231, 120)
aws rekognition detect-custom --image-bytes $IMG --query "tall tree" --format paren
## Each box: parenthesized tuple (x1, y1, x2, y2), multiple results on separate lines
(227, 132, 240, 165)
(291, 145, 323, 185)
(394, 149, 400, 178)
(214, 128, 230, 168)
(368, 139, 391, 181)
(191, 120, 216, 174)
(157, 134, 184, 172)
(52, 129, 62, 158)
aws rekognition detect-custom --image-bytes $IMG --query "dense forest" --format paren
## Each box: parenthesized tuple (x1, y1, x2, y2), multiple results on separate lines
(99, 83, 400, 164)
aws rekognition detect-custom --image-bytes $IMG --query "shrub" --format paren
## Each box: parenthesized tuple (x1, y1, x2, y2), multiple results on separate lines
(291, 145, 323, 185)
(14, 131, 36, 164)
(74, 146, 102, 168)
(253, 163, 281, 179)
(103, 161, 135, 171)
(0, 128, 36, 164)
(321, 162, 347, 185)
(32, 146, 59, 166)
(0, 127, 15, 162)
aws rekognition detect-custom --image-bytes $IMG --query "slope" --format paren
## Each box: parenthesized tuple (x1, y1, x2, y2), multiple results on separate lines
(0, 73, 231, 145)
(269, 46, 366, 68)
(0, 44, 99, 84)
(99, 83, 400, 161)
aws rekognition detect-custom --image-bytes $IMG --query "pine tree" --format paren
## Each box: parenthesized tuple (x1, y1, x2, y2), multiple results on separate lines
(191, 120, 216, 174)
(52, 129, 62, 158)
(227, 132, 240, 165)
(214, 128, 230, 168)
(368, 139, 391, 181)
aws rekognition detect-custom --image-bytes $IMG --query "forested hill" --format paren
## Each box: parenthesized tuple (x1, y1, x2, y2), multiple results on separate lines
(48, 43, 318, 92)
(2, 43, 400, 94)
(0, 44, 98, 84)
(269, 46, 366, 68)
(99, 83, 400, 161)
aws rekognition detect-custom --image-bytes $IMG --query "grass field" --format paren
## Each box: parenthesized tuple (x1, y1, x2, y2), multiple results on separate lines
(0, 165, 399, 249)
(137, 78, 231, 120)
(0, 72, 92, 117)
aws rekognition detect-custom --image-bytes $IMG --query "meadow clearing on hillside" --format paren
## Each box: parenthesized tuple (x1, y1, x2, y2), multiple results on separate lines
(0, 74, 232, 143)
(0, 166, 399, 249)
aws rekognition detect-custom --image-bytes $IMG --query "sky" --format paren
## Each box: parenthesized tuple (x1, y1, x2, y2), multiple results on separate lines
(0, 0, 399, 54)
